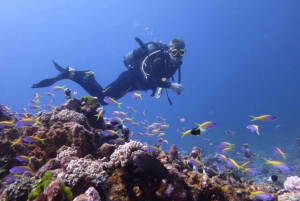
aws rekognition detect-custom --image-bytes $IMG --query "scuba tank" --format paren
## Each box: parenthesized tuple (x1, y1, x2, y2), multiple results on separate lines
(123, 38, 168, 82)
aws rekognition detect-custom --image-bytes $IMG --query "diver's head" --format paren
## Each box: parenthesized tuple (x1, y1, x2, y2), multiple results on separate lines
(168, 37, 186, 63)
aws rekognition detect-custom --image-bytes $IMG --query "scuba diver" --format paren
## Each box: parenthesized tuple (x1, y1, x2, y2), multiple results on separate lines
(32, 37, 186, 106)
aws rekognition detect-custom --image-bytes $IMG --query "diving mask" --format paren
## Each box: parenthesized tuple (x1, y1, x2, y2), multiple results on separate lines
(170, 48, 186, 57)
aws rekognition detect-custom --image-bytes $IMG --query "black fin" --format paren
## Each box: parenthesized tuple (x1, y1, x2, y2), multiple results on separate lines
(52, 60, 65, 72)
(32, 78, 57, 88)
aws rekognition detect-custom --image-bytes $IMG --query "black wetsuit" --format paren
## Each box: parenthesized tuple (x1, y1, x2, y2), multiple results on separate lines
(32, 45, 182, 106)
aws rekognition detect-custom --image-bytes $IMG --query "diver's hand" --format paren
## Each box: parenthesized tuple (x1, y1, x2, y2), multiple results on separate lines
(170, 83, 184, 94)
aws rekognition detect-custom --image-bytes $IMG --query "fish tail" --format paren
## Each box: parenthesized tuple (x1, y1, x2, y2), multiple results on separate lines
(94, 114, 100, 121)
(41, 138, 47, 144)
(117, 102, 122, 108)
(249, 116, 258, 121)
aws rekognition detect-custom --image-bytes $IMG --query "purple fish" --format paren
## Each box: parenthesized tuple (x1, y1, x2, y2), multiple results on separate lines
(4, 173, 23, 181)
(242, 168, 259, 174)
(9, 166, 31, 173)
(242, 143, 249, 152)
(272, 164, 293, 172)
(225, 130, 234, 136)
(250, 192, 273, 200)
(246, 124, 260, 135)
(15, 155, 29, 162)
(29, 105, 41, 109)
(215, 163, 227, 173)
(14, 119, 36, 126)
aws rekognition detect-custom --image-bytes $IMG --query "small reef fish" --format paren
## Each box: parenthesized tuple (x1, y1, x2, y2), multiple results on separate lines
(246, 124, 260, 135)
(101, 130, 119, 136)
(143, 110, 146, 115)
(50, 98, 55, 102)
(250, 115, 277, 122)
(180, 118, 185, 122)
(261, 157, 293, 171)
(248, 191, 273, 200)
(241, 161, 253, 168)
(21, 108, 27, 112)
(146, 145, 161, 152)
(127, 106, 137, 113)
(23, 136, 47, 144)
(134, 154, 178, 182)
(242, 168, 259, 174)
(1, 105, 11, 111)
(30, 99, 40, 103)
(130, 122, 139, 126)
(109, 116, 123, 124)
(15, 155, 30, 162)
(157, 132, 166, 138)
(180, 129, 192, 138)
(159, 124, 169, 129)
(123, 117, 134, 123)
(157, 138, 168, 144)
(10, 137, 23, 147)
(188, 159, 204, 167)
(215, 163, 227, 173)
(0, 120, 15, 128)
(29, 105, 42, 109)
(132, 92, 142, 100)
(15, 117, 40, 126)
(95, 108, 104, 121)
(225, 130, 235, 136)
(195, 121, 217, 130)
(18, 113, 28, 118)
(118, 111, 128, 117)
(103, 96, 122, 108)
(227, 158, 243, 170)
(51, 85, 66, 91)
(44, 92, 54, 97)
(4, 173, 23, 181)
(9, 166, 31, 173)
(156, 116, 166, 121)
(44, 104, 56, 110)
(34, 93, 41, 99)
(215, 154, 227, 162)
(274, 147, 287, 159)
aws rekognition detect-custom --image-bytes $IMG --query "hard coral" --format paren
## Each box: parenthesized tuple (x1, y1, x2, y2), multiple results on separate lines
(109, 141, 145, 167)
(73, 187, 101, 201)
(50, 109, 87, 125)
(184, 171, 210, 190)
(60, 157, 108, 188)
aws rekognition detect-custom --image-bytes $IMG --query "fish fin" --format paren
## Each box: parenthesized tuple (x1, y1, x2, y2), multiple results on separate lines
(249, 116, 257, 121)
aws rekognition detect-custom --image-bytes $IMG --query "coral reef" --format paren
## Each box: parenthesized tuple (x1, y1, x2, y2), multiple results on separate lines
(0, 97, 297, 201)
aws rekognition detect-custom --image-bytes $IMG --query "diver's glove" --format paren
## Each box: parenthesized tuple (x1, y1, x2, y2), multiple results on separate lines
(169, 83, 184, 94)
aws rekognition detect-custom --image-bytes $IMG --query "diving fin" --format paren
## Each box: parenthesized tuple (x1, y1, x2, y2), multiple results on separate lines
(32, 64, 71, 88)
(52, 60, 65, 72)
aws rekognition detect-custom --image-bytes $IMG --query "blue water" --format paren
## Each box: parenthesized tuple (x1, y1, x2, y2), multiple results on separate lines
(1, 1, 300, 169)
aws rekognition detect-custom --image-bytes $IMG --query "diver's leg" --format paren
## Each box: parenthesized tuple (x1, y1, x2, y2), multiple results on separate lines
(102, 71, 138, 101)
(32, 61, 105, 102)
(31, 67, 71, 88)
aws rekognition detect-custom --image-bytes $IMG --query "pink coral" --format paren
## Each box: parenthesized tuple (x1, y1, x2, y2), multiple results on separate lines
(284, 176, 300, 190)
(108, 140, 145, 167)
